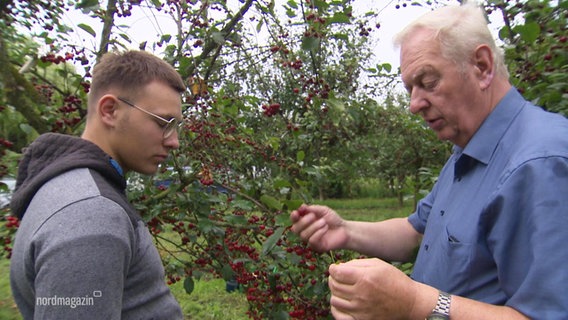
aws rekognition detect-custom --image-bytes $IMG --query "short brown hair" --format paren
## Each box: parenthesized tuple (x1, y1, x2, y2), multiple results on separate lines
(89, 50, 186, 104)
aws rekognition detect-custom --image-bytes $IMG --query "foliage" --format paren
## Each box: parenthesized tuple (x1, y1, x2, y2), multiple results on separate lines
(0, 0, 566, 319)
(487, 0, 568, 115)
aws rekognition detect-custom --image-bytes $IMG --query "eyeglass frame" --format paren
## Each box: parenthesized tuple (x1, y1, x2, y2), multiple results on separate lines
(117, 97, 183, 139)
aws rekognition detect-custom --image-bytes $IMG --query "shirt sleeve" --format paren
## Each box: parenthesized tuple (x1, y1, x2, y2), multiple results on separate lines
(31, 197, 134, 320)
(407, 190, 434, 234)
(486, 156, 568, 318)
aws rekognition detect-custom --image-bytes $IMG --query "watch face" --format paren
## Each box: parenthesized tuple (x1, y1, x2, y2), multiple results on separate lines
(426, 314, 449, 320)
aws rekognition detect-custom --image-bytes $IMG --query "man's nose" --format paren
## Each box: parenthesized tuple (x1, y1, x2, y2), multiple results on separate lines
(164, 131, 180, 150)
(408, 88, 428, 115)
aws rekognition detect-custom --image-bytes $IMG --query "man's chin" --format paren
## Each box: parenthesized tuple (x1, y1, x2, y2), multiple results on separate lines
(136, 166, 160, 176)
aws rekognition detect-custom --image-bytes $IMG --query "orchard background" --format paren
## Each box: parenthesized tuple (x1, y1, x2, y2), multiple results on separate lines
(0, 0, 566, 319)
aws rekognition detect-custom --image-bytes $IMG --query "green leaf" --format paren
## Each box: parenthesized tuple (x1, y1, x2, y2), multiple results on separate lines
(261, 227, 285, 256)
(271, 309, 289, 319)
(268, 137, 280, 150)
(285, 8, 296, 18)
(225, 214, 248, 225)
(332, 32, 349, 41)
(19, 123, 34, 135)
(282, 199, 303, 211)
(327, 97, 346, 112)
(287, 0, 298, 9)
(231, 199, 254, 210)
(183, 277, 195, 294)
(198, 219, 225, 236)
(329, 11, 350, 24)
(118, 33, 131, 42)
(76, 0, 99, 10)
(256, 19, 264, 33)
(301, 36, 320, 51)
(159, 34, 172, 44)
(273, 179, 292, 189)
(221, 264, 235, 281)
(498, 26, 510, 42)
(296, 150, 305, 162)
(222, 103, 238, 116)
(260, 195, 283, 210)
(513, 22, 540, 43)
(274, 211, 292, 227)
(211, 32, 226, 45)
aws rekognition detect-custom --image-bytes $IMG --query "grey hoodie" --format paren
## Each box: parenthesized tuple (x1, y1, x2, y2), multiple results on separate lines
(10, 133, 183, 320)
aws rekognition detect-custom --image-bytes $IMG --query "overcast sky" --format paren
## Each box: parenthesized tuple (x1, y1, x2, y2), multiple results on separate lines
(59, 1, 438, 69)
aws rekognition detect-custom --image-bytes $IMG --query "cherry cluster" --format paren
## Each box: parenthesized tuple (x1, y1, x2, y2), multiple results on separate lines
(40, 52, 74, 65)
(52, 94, 83, 132)
(1, 215, 19, 259)
(0, 138, 13, 149)
(198, 166, 214, 186)
(34, 84, 54, 103)
(261, 103, 281, 117)
(357, 22, 372, 37)
(303, 10, 327, 39)
(234, 234, 336, 320)
(142, 183, 339, 319)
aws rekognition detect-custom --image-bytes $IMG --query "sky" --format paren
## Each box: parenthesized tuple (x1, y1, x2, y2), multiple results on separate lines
(58, 0, 437, 70)
(54, 0, 504, 96)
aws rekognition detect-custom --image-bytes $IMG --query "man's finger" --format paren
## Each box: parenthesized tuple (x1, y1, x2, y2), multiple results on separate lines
(330, 304, 355, 320)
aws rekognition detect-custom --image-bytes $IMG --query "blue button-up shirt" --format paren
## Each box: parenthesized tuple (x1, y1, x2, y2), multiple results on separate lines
(408, 88, 568, 318)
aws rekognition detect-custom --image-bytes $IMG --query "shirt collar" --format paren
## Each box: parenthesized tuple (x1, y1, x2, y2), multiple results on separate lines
(109, 158, 124, 177)
(457, 87, 527, 165)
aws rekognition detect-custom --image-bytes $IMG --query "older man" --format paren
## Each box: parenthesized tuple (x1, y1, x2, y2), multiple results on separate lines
(291, 4, 568, 319)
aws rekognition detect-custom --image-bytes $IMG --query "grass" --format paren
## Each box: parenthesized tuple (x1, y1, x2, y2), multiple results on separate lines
(0, 259, 21, 320)
(0, 254, 249, 320)
(317, 197, 413, 221)
(0, 197, 413, 319)
(171, 275, 249, 320)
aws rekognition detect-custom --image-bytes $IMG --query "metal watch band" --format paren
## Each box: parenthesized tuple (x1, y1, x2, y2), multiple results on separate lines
(432, 291, 451, 316)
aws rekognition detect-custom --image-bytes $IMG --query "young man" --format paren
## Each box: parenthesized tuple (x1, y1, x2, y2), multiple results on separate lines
(10, 50, 186, 319)
(290, 4, 568, 320)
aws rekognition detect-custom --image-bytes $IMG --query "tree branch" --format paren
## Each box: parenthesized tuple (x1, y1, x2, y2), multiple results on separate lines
(0, 36, 50, 134)
(185, 0, 254, 77)
(96, 0, 118, 61)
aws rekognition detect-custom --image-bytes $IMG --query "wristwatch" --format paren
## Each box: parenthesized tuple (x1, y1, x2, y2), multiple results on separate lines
(426, 291, 451, 320)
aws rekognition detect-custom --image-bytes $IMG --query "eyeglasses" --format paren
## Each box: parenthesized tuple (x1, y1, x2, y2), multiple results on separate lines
(117, 97, 182, 139)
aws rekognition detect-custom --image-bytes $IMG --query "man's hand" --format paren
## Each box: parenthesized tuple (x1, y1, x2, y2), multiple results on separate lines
(290, 204, 349, 252)
(328, 258, 424, 320)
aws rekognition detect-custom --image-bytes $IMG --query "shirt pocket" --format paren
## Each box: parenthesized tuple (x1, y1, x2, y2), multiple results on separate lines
(435, 225, 474, 292)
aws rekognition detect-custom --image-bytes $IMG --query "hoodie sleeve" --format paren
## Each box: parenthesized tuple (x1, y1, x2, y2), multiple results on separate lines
(29, 197, 135, 320)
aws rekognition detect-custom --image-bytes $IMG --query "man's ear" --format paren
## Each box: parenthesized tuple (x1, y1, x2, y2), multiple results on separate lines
(98, 95, 119, 128)
(473, 44, 495, 90)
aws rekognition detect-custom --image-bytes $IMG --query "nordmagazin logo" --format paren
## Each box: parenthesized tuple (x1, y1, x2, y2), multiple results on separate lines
(36, 291, 102, 309)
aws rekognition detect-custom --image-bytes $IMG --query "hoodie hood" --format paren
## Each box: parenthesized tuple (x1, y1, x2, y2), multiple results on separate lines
(10, 133, 126, 219)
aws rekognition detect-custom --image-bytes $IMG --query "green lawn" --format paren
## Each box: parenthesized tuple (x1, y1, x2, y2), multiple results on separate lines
(0, 257, 249, 320)
(0, 197, 413, 319)
(0, 259, 21, 320)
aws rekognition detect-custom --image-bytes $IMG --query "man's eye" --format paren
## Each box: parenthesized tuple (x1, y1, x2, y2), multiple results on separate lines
(422, 79, 438, 90)
(155, 120, 168, 128)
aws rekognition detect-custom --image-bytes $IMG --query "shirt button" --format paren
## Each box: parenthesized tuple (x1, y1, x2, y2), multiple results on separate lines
(440, 210, 445, 216)
(424, 244, 429, 251)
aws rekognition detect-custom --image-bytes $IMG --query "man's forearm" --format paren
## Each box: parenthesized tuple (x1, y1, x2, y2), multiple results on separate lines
(344, 217, 422, 262)
(410, 282, 529, 320)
